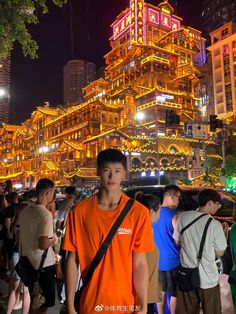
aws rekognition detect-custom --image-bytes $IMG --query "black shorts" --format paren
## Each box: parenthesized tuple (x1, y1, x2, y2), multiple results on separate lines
(159, 267, 179, 297)
(29, 265, 56, 308)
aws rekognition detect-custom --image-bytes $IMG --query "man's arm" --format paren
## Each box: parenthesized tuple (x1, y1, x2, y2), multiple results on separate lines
(172, 213, 179, 230)
(65, 251, 79, 314)
(214, 221, 227, 257)
(133, 252, 148, 314)
(5, 217, 12, 239)
(38, 236, 56, 250)
(215, 250, 225, 257)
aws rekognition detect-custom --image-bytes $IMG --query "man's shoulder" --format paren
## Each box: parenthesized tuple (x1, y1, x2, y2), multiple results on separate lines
(21, 203, 48, 218)
(73, 196, 93, 212)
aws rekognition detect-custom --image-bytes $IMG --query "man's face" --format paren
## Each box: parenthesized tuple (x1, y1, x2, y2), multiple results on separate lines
(209, 200, 221, 215)
(46, 187, 55, 203)
(99, 162, 126, 192)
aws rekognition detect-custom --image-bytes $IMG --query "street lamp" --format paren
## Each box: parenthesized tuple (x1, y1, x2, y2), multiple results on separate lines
(0, 88, 6, 97)
(136, 111, 145, 122)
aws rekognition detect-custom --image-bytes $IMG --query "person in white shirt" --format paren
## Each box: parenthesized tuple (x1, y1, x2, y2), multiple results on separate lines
(20, 178, 57, 314)
(173, 189, 227, 314)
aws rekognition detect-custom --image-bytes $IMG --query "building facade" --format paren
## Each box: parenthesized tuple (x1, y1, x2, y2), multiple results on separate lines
(63, 59, 96, 105)
(201, 0, 236, 42)
(208, 22, 236, 117)
(0, 58, 10, 124)
(0, 0, 222, 188)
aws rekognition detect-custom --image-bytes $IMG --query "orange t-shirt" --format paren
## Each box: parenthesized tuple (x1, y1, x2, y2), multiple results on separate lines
(63, 193, 154, 314)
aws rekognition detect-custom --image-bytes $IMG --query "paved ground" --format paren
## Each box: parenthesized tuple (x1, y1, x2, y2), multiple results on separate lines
(0, 273, 61, 313)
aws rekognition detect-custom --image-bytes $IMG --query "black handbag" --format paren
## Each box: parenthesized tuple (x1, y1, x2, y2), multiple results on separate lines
(178, 214, 213, 291)
(15, 249, 48, 287)
(74, 199, 134, 313)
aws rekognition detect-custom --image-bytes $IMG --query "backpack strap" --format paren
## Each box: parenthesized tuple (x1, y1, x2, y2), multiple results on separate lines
(197, 217, 213, 263)
(180, 213, 207, 235)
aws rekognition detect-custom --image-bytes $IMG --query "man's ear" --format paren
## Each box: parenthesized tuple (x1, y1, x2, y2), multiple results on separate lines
(150, 209, 154, 215)
(207, 200, 213, 208)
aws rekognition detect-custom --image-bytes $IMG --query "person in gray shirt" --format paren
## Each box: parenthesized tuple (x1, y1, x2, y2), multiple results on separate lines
(174, 189, 228, 314)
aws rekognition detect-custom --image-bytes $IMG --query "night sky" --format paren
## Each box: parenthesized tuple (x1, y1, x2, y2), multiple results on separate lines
(10, 0, 203, 124)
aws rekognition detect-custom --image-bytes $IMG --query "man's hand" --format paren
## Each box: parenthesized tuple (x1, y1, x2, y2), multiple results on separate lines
(67, 306, 78, 314)
(136, 309, 147, 314)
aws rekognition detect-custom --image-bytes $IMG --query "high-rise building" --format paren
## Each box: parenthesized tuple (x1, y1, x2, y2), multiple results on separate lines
(208, 22, 236, 116)
(202, 0, 236, 41)
(63, 59, 96, 105)
(0, 58, 10, 124)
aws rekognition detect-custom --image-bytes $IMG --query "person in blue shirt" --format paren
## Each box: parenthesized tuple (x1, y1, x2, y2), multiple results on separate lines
(153, 185, 181, 314)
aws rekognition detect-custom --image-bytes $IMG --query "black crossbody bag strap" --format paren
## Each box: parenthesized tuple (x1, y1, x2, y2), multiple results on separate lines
(38, 248, 48, 271)
(197, 217, 213, 263)
(82, 199, 134, 289)
(180, 214, 207, 235)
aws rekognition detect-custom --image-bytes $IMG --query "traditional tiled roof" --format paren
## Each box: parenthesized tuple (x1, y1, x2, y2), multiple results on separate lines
(64, 140, 83, 151)
(0, 172, 23, 180)
(42, 160, 59, 171)
(37, 107, 60, 116)
(3, 124, 19, 132)
(64, 168, 98, 179)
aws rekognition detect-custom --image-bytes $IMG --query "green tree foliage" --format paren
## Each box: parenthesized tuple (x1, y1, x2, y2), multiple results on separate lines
(0, 0, 67, 59)
(224, 133, 236, 177)
(225, 154, 236, 177)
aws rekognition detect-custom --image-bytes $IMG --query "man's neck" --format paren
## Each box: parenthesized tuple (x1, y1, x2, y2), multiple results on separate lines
(96, 189, 123, 211)
(36, 197, 47, 208)
(162, 201, 173, 208)
(198, 206, 209, 214)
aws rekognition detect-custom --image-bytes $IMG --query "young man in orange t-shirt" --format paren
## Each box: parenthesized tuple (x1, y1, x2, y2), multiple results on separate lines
(63, 149, 154, 314)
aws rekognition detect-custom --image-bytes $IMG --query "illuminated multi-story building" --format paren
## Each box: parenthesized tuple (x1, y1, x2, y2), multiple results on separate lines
(63, 59, 96, 105)
(0, 58, 10, 124)
(208, 22, 236, 117)
(0, 0, 222, 188)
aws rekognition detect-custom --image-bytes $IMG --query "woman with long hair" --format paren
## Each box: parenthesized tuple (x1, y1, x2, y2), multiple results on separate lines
(135, 192, 162, 314)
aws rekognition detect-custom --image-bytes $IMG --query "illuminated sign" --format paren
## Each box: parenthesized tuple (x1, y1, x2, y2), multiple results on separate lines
(136, 0, 144, 44)
(171, 18, 180, 31)
(161, 7, 170, 14)
(160, 12, 172, 29)
(148, 9, 180, 30)
(130, 0, 136, 43)
(130, 0, 144, 44)
(149, 9, 159, 25)
(189, 32, 201, 41)
(130, 0, 143, 44)
(223, 44, 229, 56)
(156, 94, 174, 102)
(113, 12, 131, 40)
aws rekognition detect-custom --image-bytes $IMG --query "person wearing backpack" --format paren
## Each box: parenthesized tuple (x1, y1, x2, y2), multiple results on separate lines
(174, 189, 227, 314)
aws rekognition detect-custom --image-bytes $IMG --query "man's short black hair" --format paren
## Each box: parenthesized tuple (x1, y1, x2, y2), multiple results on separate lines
(65, 186, 76, 195)
(198, 189, 221, 207)
(163, 184, 181, 196)
(23, 189, 37, 200)
(36, 178, 54, 196)
(97, 149, 127, 171)
(7, 192, 18, 203)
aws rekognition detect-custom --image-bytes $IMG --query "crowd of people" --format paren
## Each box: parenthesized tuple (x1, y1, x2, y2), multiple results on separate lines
(0, 148, 235, 314)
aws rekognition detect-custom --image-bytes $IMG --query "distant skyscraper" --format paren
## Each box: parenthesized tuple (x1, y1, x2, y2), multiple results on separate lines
(63, 59, 96, 105)
(208, 22, 236, 116)
(202, 0, 236, 41)
(0, 58, 10, 124)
